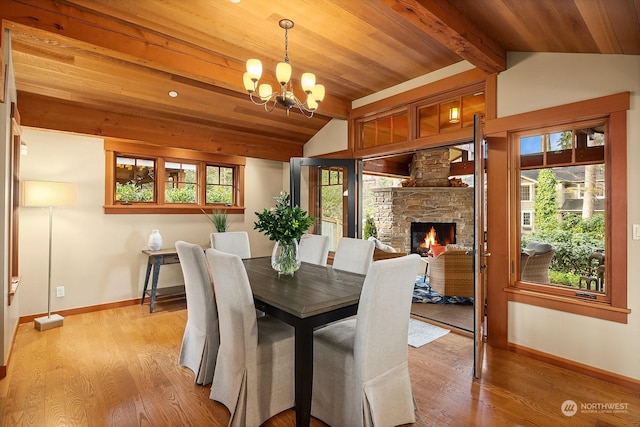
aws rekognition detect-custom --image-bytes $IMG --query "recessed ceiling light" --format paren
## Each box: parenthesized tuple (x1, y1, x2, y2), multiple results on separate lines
(230, 0, 240, 3)
(168, 90, 178, 98)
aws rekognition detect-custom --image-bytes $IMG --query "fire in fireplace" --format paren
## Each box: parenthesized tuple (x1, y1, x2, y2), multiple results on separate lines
(411, 222, 456, 256)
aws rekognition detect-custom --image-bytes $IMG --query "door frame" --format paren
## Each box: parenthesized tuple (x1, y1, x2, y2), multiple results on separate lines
(290, 158, 361, 237)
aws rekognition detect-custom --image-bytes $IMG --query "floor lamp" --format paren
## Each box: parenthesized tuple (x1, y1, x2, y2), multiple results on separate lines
(22, 180, 77, 331)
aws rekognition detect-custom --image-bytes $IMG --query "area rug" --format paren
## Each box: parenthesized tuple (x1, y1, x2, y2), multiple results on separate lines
(412, 276, 474, 305)
(407, 318, 450, 348)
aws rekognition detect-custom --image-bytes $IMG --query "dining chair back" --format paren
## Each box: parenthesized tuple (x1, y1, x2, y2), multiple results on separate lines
(332, 237, 375, 274)
(312, 254, 421, 427)
(298, 233, 331, 266)
(205, 248, 295, 427)
(210, 231, 251, 259)
(175, 241, 219, 385)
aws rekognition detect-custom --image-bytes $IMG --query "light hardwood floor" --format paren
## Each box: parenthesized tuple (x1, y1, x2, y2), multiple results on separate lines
(1, 301, 639, 426)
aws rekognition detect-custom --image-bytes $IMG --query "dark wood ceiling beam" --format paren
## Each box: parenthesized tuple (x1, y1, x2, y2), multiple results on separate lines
(0, 0, 350, 119)
(17, 92, 302, 162)
(381, 0, 506, 74)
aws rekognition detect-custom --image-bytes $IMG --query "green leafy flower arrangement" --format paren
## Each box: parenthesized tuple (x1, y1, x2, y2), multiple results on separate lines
(254, 191, 314, 242)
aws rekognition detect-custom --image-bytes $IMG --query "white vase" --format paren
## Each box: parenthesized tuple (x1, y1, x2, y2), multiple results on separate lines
(148, 229, 163, 251)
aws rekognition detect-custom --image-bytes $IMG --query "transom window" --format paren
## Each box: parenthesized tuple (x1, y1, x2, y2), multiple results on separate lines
(105, 139, 245, 214)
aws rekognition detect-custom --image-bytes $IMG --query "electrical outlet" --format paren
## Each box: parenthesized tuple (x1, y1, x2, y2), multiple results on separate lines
(56, 286, 65, 297)
(633, 224, 640, 241)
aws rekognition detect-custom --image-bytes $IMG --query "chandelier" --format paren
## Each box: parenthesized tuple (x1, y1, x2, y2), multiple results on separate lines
(242, 19, 325, 118)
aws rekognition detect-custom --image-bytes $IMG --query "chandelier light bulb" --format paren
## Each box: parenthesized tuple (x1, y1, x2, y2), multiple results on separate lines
(306, 96, 318, 111)
(312, 84, 325, 103)
(276, 62, 292, 86)
(258, 83, 273, 101)
(246, 59, 262, 81)
(301, 73, 316, 94)
(242, 72, 255, 92)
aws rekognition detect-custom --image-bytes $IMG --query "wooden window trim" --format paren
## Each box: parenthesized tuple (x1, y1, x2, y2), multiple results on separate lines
(104, 139, 246, 214)
(486, 92, 630, 323)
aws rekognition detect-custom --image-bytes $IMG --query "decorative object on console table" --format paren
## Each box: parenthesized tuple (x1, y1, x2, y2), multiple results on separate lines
(254, 191, 313, 275)
(22, 180, 77, 331)
(147, 229, 163, 251)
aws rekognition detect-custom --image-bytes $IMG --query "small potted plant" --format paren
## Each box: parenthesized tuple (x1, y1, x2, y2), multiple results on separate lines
(203, 208, 229, 232)
(254, 191, 313, 275)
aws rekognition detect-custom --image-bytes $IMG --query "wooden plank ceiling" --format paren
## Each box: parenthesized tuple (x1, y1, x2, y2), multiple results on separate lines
(1, 0, 638, 162)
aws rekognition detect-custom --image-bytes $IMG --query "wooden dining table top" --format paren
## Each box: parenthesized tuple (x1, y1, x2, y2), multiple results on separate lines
(242, 257, 366, 319)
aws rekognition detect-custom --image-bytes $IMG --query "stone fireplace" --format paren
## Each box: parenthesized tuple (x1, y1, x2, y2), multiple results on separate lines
(371, 148, 474, 253)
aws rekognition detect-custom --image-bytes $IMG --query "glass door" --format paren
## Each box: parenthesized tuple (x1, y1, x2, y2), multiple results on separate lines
(290, 158, 360, 251)
(473, 114, 489, 379)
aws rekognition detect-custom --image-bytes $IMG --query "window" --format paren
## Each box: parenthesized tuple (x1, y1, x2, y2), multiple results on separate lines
(165, 161, 197, 204)
(104, 140, 245, 214)
(518, 125, 606, 296)
(499, 92, 629, 323)
(206, 165, 234, 204)
(115, 156, 155, 202)
(520, 184, 532, 201)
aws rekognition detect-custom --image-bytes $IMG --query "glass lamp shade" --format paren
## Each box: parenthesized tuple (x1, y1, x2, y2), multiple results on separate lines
(243, 73, 255, 92)
(246, 59, 263, 81)
(312, 84, 325, 103)
(449, 106, 460, 123)
(301, 73, 316, 94)
(306, 96, 318, 111)
(276, 62, 292, 85)
(258, 83, 273, 101)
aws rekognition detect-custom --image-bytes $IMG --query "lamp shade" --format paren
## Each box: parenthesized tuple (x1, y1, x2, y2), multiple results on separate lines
(22, 181, 77, 207)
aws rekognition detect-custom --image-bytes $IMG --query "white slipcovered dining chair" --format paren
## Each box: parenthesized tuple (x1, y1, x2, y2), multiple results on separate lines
(175, 241, 219, 385)
(332, 237, 375, 275)
(210, 231, 251, 259)
(312, 254, 421, 427)
(205, 248, 295, 427)
(298, 233, 330, 266)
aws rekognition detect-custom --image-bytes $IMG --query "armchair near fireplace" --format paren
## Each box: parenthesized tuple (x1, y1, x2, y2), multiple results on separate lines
(427, 245, 474, 297)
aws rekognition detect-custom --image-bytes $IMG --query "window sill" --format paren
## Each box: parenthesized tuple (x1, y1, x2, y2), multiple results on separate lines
(104, 205, 246, 215)
(505, 287, 630, 323)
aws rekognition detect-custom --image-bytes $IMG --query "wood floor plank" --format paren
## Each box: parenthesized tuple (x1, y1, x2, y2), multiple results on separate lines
(2, 304, 639, 426)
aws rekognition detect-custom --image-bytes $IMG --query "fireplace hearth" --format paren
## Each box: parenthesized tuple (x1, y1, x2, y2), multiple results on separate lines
(411, 222, 456, 256)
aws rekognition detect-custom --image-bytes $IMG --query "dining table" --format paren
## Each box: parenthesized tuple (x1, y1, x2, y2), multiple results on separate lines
(243, 257, 366, 427)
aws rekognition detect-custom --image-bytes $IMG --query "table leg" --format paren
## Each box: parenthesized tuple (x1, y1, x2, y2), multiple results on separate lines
(141, 259, 153, 306)
(295, 322, 314, 427)
(149, 256, 162, 313)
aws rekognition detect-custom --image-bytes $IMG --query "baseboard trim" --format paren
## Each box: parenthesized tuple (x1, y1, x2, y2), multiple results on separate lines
(508, 343, 640, 392)
(18, 296, 183, 324)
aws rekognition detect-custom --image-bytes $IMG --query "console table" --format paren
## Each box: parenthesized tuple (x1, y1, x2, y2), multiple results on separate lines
(141, 248, 185, 313)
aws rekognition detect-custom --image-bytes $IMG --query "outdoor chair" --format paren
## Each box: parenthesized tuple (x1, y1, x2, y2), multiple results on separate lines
(520, 241, 555, 284)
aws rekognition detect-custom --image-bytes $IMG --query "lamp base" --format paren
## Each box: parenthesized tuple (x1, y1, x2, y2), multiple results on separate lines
(34, 314, 64, 331)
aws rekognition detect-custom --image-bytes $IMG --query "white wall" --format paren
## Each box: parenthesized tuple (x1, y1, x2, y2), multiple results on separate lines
(499, 52, 640, 380)
(18, 128, 286, 316)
